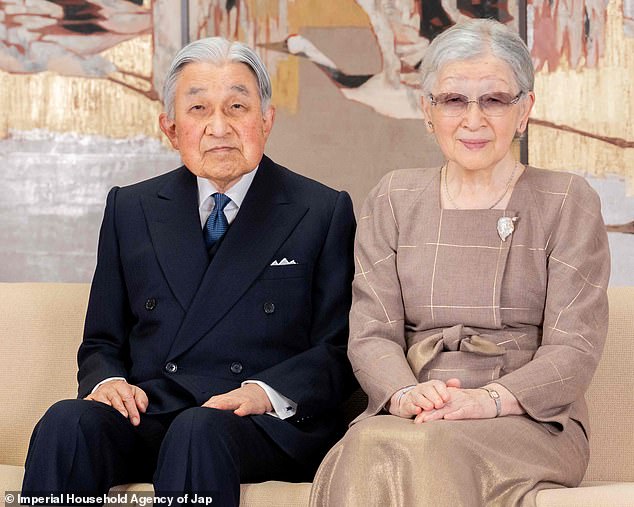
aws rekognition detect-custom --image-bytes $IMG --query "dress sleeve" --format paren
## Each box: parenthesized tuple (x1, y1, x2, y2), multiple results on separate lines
(497, 175, 610, 431)
(348, 173, 419, 418)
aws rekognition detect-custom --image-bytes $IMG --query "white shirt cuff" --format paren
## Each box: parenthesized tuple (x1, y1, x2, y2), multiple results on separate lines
(242, 380, 297, 420)
(91, 377, 126, 394)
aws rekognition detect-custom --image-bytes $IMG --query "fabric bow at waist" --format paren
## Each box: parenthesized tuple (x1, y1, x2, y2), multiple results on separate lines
(406, 325, 538, 388)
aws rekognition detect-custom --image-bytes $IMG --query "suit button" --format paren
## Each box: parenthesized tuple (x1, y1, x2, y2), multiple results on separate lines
(165, 362, 177, 373)
(263, 302, 275, 314)
(145, 298, 157, 311)
(230, 362, 243, 374)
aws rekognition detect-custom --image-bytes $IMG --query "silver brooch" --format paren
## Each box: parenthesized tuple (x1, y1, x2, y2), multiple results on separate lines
(497, 216, 518, 241)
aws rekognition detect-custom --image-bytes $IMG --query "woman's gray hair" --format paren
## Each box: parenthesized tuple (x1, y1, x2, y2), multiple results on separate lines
(420, 18, 534, 95)
(162, 37, 272, 119)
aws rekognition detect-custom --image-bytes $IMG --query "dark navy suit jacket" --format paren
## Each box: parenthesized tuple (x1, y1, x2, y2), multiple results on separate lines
(77, 155, 357, 466)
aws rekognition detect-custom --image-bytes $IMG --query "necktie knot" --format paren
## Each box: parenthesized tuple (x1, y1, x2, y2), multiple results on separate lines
(212, 192, 231, 212)
(204, 193, 232, 250)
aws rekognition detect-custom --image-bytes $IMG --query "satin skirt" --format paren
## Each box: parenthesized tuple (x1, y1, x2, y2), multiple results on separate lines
(309, 414, 589, 507)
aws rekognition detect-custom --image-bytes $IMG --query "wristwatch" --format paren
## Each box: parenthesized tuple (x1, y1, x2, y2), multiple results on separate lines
(480, 387, 502, 417)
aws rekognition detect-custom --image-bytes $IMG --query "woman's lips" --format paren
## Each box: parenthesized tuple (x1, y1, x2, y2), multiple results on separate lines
(460, 139, 489, 149)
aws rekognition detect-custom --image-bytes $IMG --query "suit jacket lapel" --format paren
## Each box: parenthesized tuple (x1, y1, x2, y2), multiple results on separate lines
(141, 167, 209, 311)
(167, 157, 308, 359)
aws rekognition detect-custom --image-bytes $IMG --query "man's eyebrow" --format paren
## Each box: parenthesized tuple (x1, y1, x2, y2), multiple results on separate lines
(230, 84, 250, 95)
(186, 86, 207, 95)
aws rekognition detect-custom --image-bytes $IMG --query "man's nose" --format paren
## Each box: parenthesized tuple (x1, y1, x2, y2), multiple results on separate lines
(204, 113, 230, 136)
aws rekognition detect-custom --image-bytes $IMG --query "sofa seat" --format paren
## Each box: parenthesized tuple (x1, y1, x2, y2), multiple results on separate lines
(2, 466, 633, 507)
(1, 284, 633, 506)
(0, 468, 312, 507)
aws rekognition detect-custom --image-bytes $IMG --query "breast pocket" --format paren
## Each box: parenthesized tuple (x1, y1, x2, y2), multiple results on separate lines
(258, 263, 309, 280)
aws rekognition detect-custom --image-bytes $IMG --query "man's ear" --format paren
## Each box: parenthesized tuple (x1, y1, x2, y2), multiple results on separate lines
(262, 105, 276, 142)
(159, 113, 179, 150)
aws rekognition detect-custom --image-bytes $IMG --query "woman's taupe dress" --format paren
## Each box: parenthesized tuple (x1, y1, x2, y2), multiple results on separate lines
(310, 166, 610, 507)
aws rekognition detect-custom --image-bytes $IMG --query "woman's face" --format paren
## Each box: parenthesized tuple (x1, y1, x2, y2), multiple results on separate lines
(421, 54, 534, 173)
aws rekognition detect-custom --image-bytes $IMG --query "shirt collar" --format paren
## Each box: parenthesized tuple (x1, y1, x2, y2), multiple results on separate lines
(196, 165, 259, 209)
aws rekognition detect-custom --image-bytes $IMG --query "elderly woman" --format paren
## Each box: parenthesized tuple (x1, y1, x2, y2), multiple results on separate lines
(310, 18, 610, 507)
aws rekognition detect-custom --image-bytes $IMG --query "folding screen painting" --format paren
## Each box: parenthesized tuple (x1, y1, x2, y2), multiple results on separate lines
(527, 0, 633, 283)
(1, 0, 630, 284)
(0, 0, 183, 280)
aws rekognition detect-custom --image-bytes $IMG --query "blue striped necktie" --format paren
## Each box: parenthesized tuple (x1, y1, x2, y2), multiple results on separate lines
(204, 193, 232, 250)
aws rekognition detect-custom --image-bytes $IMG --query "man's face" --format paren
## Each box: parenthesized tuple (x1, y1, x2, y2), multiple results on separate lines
(159, 61, 275, 192)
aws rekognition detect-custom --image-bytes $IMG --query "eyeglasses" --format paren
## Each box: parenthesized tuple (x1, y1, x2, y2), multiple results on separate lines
(429, 91, 524, 117)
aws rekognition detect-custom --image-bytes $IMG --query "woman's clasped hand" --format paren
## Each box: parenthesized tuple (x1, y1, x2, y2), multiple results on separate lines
(389, 379, 512, 423)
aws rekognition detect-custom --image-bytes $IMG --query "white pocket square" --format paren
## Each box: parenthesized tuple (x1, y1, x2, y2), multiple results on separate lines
(270, 258, 297, 266)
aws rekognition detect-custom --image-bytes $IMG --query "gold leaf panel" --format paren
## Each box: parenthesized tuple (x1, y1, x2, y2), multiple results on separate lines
(0, 70, 163, 139)
(529, 0, 634, 193)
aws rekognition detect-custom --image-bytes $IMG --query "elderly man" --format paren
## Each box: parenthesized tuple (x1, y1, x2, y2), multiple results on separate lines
(21, 37, 356, 507)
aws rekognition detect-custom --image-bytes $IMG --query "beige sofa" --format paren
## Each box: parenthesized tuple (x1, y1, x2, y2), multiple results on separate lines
(1, 283, 633, 507)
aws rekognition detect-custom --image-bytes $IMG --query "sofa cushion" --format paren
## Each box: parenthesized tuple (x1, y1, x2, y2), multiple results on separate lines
(110, 481, 312, 506)
(0, 464, 24, 500)
(240, 482, 311, 506)
(582, 287, 634, 482)
(0, 283, 90, 467)
(1, 469, 312, 507)
(536, 481, 634, 506)
(1, 284, 632, 506)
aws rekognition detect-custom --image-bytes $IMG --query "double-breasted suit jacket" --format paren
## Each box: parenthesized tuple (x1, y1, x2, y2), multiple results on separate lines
(77, 155, 357, 465)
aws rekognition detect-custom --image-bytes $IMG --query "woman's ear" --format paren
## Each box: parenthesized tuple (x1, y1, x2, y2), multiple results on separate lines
(421, 95, 434, 133)
(517, 91, 535, 135)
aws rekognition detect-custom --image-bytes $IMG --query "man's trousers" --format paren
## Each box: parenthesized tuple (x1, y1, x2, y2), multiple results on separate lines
(21, 399, 308, 507)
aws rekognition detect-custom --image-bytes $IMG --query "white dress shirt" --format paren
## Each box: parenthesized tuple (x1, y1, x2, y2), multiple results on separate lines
(196, 167, 257, 227)
(92, 167, 297, 420)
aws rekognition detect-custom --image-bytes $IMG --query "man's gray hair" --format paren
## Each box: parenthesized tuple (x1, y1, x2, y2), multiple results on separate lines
(163, 37, 272, 119)
(420, 18, 534, 95)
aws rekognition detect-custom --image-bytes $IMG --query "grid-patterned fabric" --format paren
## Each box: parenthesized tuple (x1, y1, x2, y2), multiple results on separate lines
(349, 166, 610, 437)
(310, 166, 613, 507)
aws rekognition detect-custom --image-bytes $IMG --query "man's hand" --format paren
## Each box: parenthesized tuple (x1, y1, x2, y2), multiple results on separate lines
(84, 380, 148, 426)
(202, 384, 273, 416)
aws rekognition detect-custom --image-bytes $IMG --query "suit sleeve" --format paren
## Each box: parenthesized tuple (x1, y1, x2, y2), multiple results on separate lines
(497, 176, 610, 431)
(252, 190, 358, 419)
(77, 187, 133, 398)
